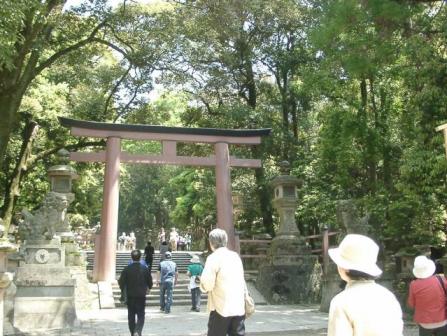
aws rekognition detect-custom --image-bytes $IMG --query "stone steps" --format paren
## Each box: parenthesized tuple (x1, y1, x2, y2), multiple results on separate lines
(112, 276, 208, 307)
(86, 250, 200, 274)
(87, 250, 264, 308)
(86, 250, 206, 307)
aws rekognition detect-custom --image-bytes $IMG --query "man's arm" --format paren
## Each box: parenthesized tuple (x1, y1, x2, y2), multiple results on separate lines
(199, 256, 217, 293)
(118, 267, 127, 291)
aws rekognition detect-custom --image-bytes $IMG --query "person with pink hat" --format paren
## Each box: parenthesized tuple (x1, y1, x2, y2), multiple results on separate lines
(327, 234, 403, 336)
(408, 255, 447, 335)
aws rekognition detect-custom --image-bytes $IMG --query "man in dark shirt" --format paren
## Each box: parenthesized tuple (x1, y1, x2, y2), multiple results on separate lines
(119, 249, 153, 336)
(144, 241, 155, 272)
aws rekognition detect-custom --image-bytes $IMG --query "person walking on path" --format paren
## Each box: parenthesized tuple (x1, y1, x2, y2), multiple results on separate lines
(408, 255, 447, 336)
(157, 251, 178, 314)
(187, 254, 204, 312)
(158, 228, 166, 248)
(144, 241, 155, 272)
(118, 249, 153, 336)
(169, 227, 179, 251)
(327, 234, 403, 336)
(200, 228, 246, 336)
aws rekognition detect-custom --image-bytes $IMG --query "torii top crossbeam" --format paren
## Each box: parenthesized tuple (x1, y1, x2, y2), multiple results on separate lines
(59, 117, 271, 168)
(59, 117, 271, 282)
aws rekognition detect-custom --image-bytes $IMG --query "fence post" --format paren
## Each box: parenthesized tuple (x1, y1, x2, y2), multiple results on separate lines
(322, 225, 329, 276)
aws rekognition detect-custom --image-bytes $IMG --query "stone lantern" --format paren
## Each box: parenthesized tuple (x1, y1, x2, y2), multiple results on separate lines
(271, 161, 301, 241)
(47, 149, 79, 194)
(256, 161, 320, 304)
(46, 149, 78, 240)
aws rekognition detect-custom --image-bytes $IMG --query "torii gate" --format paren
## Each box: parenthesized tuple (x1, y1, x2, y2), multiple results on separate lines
(59, 117, 271, 282)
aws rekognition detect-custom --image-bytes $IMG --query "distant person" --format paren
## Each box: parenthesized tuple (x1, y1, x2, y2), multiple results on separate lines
(408, 255, 447, 336)
(158, 228, 165, 247)
(119, 232, 127, 250)
(127, 231, 136, 250)
(200, 228, 246, 336)
(185, 233, 192, 251)
(144, 241, 155, 272)
(159, 241, 170, 263)
(187, 254, 204, 312)
(119, 249, 153, 336)
(157, 251, 178, 314)
(169, 227, 179, 251)
(177, 235, 186, 251)
(327, 234, 403, 336)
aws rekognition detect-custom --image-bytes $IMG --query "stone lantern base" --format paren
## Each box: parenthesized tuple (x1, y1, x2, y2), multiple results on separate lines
(256, 235, 321, 304)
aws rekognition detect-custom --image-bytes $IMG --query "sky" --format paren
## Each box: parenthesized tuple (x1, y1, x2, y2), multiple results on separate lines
(64, 0, 156, 10)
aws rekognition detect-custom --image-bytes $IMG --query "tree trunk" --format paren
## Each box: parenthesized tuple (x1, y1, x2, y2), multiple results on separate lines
(1, 120, 39, 239)
(242, 51, 274, 237)
(0, 89, 24, 170)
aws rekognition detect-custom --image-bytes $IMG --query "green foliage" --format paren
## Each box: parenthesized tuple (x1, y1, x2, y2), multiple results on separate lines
(2, 0, 447, 253)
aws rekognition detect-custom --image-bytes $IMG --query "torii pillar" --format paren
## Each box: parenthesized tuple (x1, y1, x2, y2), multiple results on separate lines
(96, 137, 121, 282)
(215, 142, 235, 250)
(59, 117, 270, 282)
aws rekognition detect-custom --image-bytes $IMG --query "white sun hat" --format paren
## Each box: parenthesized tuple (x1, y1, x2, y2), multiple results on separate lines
(190, 255, 200, 263)
(412, 256, 435, 279)
(328, 234, 382, 277)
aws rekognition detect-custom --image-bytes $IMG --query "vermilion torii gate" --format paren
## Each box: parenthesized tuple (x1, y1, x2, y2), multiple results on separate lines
(59, 117, 270, 282)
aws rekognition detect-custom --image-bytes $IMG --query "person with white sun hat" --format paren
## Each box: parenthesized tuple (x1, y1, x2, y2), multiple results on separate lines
(327, 234, 403, 336)
(408, 255, 447, 336)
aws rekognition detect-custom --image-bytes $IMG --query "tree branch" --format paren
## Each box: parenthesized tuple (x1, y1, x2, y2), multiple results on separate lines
(113, 82, 142, 122)
(104, 63, 132, 119)
(27, 140, 106, 168)
(34, 20, 109, 76)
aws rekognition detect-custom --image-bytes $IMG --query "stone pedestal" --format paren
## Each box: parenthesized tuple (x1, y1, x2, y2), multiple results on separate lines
(256, 161, 320, 304)
(13, 240, 76, 332)
(319, 262, 343, 312)
(0, 242, 17, 336)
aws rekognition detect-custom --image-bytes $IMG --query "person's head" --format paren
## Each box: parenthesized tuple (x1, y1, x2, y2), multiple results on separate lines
(165, 251, 172, 259)
(161, 241, 167, 245)
(147, 241, 151, 246)
(190, 255, 200, 263)
(131, 249, 141, 261)
(328, 234, 382, 282)
(171, 227, 176, 231)
(208, 228, 228, 251)
(413, 255, 435, 279)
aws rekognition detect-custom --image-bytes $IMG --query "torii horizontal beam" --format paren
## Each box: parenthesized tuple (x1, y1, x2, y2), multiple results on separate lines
(71, 151, 262, 168)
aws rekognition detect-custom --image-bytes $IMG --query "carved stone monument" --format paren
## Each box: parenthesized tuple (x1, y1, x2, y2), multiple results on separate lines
(256, 162, 320, 304)
(13, 150, 78, 332)
(320, 199, 374, 312)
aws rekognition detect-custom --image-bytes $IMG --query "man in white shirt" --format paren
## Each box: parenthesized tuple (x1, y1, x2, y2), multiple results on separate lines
(200, 228, 246, 336)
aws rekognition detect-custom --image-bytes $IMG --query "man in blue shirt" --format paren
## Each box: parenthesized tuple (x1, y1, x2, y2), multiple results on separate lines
(156, 251, 178, 314)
